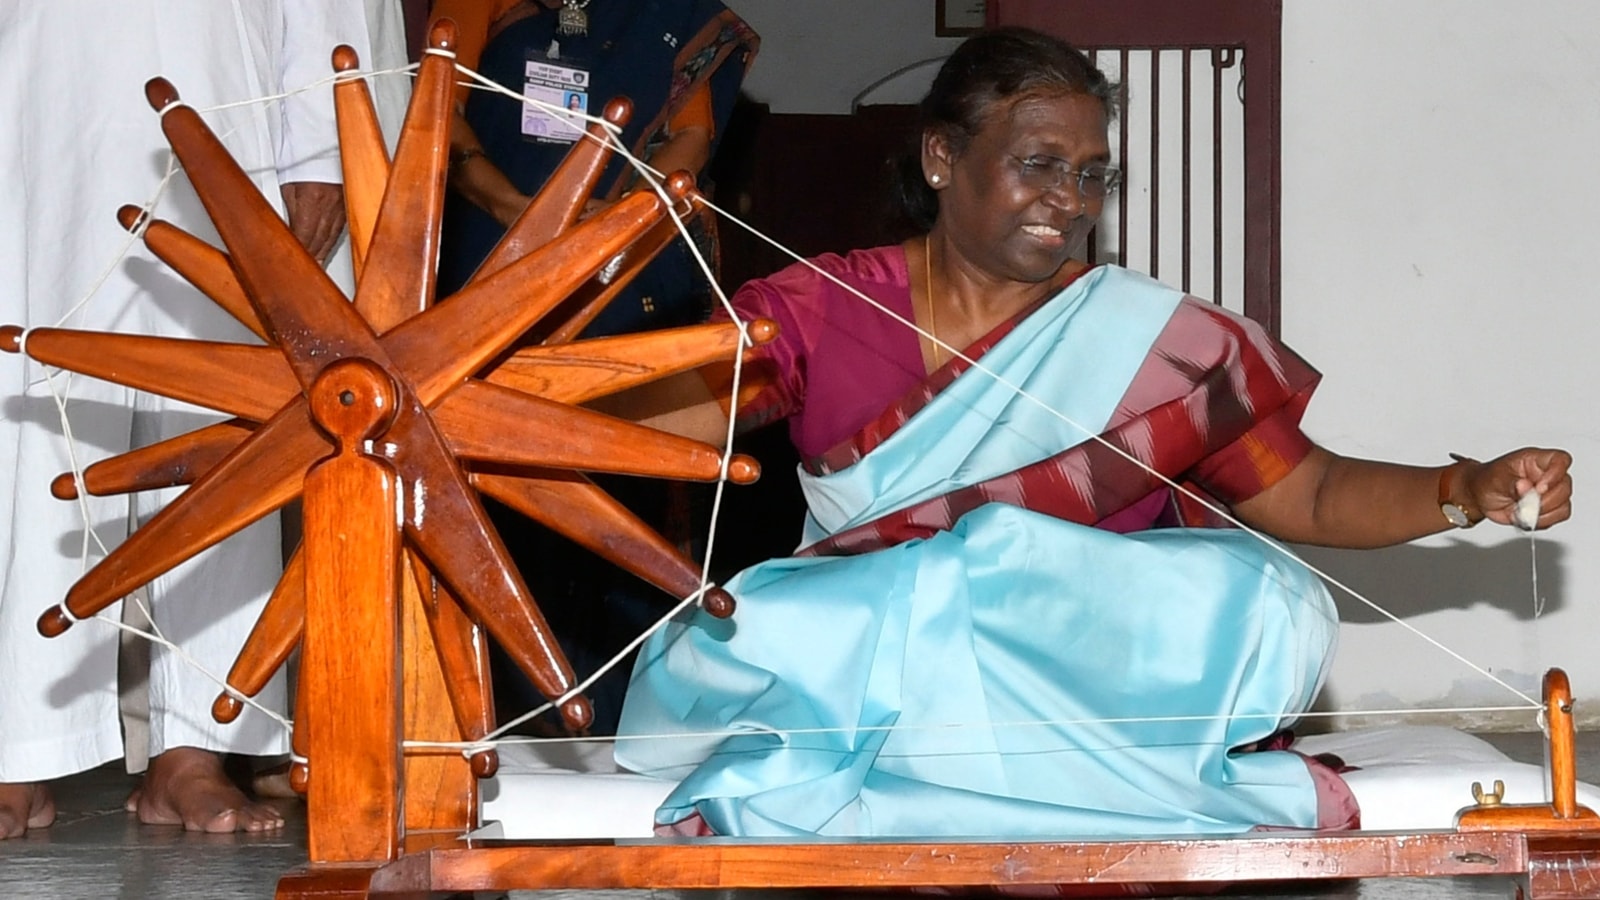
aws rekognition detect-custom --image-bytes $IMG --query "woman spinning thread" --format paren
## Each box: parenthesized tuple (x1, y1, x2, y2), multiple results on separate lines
(604, 27, 1574, 839)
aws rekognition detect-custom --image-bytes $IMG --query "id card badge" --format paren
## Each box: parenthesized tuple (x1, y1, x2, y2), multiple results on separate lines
(522, 51, 589, 143)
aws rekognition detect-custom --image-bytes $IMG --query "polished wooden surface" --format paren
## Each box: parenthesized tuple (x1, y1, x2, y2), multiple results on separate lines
(301, 360, 404, 864)
(424, 831, 1533, 890)
(489, 318, 774, 406)
(397, 555, 481, 836)
(214, 550, 306, 724)
(1526, 835, 1600, 899)
(407, 556, 498, 782)
(18, 329, 295, 421)
(49, 420, 252, 500)
(475, 96, 633, 282)
(121, 207, 268, 339)
(331, 45, 391, 279)
(537, 213, 678, 344)
(1457, 669, 1600, 834)
(2, 18, 771, 895)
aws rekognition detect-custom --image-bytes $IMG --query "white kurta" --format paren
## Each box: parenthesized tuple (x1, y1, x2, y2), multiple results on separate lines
(0, 1, 406, 782)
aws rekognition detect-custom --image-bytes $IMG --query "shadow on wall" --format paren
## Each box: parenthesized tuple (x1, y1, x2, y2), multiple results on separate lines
(1293, 538, 1564, 624)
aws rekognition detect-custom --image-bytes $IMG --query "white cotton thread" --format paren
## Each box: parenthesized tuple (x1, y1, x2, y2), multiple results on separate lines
(696, 190, 1544, 710)
(406, 702, 1546, 756)
(1530, 528, 1544, 618)
(200, 63, 421, 118)
(484, 584, 712, 740)
(155, 100, 192, 120)
(429, 64, 749, 742)
(38, 54, 1551, 753)
(1512, 489, 1544, 618)
(451, 54, 1549, 733)
(67, 607, 292, 730)
(31, 66, 418, 746)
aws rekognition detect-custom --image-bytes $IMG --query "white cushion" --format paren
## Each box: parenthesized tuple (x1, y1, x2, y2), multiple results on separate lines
(477, 726, 1600, 838)
(1294, 725, 1600, 831)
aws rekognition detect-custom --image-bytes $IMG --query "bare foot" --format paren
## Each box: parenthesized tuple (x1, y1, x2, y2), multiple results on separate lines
(0, 782, 55, 839)
(125, 747, 285, 833)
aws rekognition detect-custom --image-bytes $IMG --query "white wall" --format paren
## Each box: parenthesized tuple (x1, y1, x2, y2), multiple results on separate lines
(1280, 1, 1600, 729)
(726, 0, 1600, 728)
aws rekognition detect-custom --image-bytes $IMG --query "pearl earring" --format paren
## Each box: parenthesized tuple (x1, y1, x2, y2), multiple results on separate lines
(930, 175, 941, 184)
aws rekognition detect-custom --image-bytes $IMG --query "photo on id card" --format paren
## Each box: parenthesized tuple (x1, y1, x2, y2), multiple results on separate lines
(522, 57, 589, 143)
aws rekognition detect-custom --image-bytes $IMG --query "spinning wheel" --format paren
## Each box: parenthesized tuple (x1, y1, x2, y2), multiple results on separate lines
(0, 19, 768, 862)
(12, 20, 1600, 900)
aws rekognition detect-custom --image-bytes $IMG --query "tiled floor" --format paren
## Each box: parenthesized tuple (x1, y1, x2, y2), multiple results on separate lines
(0, 732, 1590, 899)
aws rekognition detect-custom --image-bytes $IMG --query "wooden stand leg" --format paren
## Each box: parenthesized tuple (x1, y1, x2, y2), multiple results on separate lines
(1458, 669, 1600, 833)
(280, 359, 407, 897)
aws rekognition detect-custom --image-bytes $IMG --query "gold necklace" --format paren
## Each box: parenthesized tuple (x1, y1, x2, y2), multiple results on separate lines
(923, 236, 944, 369)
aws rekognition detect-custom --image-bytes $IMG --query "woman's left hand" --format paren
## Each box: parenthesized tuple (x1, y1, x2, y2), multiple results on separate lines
(1464, 447, 1574, 529)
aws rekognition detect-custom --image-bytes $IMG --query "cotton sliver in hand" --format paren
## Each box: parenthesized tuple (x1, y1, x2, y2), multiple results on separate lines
(1513, 489, 1541, 531)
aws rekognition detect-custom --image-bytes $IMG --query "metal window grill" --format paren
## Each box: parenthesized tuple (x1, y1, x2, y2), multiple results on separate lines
(997, 0, 1283, 335)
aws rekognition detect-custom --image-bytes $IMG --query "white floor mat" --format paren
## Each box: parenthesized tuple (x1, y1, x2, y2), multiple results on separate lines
(477, 726, 1600, 838)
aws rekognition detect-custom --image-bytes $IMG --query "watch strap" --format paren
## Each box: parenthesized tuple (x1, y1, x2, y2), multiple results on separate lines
(1439, 454, 1482, 527)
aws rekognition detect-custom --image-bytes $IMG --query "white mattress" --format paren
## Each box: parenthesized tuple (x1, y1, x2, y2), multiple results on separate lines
(476, 726, 1600, 839)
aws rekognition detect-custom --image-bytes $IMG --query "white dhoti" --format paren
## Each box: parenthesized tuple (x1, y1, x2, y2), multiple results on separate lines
(0, 0, 407, 782)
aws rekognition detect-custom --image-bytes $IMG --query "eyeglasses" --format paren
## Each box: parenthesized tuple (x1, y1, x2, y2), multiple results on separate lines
(1008, 155, 1122, 199)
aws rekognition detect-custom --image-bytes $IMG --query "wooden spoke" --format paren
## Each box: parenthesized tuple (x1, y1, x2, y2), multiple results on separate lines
(407, 550, 497, 773)
(380, 401, 591, 730)
(436, 380, 753, 482)
(475, 469, 708, 601)
(472, 97, 633, 283)
(149, 79, 378, 386)
(350, 22, 456, 331)
(289, 663, 311, 794)
(41, 406, 324, 632)
(537, 214, 680, 344)
(12, 21, 773, 886)
(118, 206, 266, 340)
(49, 419, 252, 499)
(488, 319, 775, 405)
(16, 329, 295, 421)
(331, 46, 393, 280)
(213, 549, 306, 723)
(384, 187, 675, 402)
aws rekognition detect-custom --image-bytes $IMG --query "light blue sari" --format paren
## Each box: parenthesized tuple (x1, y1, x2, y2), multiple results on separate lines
(615, 268, 1339, 837)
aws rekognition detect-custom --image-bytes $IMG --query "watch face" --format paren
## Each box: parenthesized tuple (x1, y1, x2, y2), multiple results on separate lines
(1442, 503, 1472, 528)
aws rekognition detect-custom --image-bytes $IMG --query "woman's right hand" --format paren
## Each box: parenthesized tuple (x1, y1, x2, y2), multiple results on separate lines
(1461, 447, 1574, 530)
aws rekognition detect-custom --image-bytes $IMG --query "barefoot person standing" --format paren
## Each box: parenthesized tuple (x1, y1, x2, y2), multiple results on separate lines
(0, 0, 395, 837)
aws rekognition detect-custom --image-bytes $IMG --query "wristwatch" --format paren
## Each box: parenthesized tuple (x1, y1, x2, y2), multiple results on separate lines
(1438, 455, 1482, 528)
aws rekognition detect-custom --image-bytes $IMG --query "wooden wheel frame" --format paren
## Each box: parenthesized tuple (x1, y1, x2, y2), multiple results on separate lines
(7, 22, 1600, 900)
